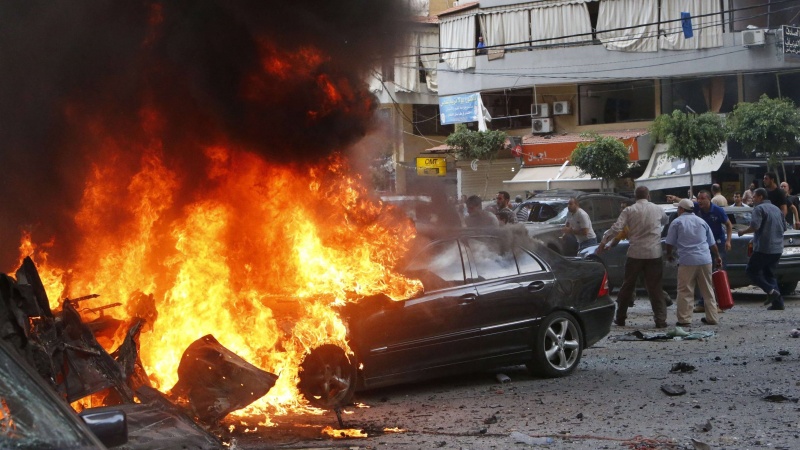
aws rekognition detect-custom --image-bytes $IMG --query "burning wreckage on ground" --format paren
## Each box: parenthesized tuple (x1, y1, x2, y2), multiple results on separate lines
(1, 257, 288, 448)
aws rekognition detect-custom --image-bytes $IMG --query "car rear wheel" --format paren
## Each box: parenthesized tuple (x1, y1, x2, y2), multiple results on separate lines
(297, 344, 357, 409)
(527, 312, 583, 378)
(779, 281, 798, 296)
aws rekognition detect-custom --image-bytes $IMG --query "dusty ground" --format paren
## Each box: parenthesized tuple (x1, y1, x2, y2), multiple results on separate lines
(231, 288, 800, 450)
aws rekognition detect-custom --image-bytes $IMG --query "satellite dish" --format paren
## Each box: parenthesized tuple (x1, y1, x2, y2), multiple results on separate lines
(470, 159, 479, 171)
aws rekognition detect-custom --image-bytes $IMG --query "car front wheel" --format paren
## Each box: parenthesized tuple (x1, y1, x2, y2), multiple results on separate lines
(297, 344, 357, 409)
(527, 312, 583, 378)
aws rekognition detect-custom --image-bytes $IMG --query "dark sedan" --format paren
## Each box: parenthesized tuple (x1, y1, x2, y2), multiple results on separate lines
(579, 205, 800, 297)
(297, 228, 615, 408)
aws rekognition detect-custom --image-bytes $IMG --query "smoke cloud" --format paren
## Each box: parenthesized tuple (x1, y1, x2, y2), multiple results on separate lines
(0, 0, 410, 265)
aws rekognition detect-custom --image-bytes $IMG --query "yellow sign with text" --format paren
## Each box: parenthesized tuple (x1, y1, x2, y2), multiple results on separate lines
(416, 157, 447, 176)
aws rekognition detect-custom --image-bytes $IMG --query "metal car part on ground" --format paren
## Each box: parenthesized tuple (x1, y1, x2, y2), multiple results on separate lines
(1, 258, 225, 448)
(297, 227, 615, 409)
(579, 205, 800, 297)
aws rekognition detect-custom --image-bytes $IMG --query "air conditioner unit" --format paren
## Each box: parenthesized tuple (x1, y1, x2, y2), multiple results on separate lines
(531, 103, 550, 117)
(742, 29, 765, 47)
(552, 101, 571, 115)
(531, 118, 553, 134)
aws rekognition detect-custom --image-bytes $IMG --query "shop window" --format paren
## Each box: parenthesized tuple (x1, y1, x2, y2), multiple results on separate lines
(578, 80, 655, 125)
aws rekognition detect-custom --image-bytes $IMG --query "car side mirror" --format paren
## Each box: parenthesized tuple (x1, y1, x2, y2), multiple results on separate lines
(79, 408, 128, 448)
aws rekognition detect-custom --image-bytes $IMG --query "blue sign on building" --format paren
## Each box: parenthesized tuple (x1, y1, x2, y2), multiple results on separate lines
(438, 93, 481, 125)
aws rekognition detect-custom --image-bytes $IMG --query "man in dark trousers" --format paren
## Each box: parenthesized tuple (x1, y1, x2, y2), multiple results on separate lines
(738, 188, 787, 310)
(598, 186, 669, 328)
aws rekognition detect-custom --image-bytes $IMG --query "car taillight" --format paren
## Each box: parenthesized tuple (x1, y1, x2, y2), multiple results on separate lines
(747, 241, 753, 257)
(597, 271, 609, 297)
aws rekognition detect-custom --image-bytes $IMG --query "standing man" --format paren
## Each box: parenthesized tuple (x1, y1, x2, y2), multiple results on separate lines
(738, 188, 786, 310)
(763, 173, 787, 216)
(667, 190, 733, 312)
(597, 186, 669, 328)
(562, 197, 597, 252)
(711, 183, 728, 207)
(742, 180, 757, 206)
(779, 181, 800, 230)
(494, 191, 517, 224)
(665, 199, 723, 327)
(464, 195, 499, 228)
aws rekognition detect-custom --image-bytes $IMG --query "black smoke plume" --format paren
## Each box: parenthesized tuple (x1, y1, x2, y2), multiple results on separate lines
(0, 0, 410, 265)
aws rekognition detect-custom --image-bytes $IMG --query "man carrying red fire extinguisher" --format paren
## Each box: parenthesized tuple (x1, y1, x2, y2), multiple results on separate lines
(665, 199, 723, 327)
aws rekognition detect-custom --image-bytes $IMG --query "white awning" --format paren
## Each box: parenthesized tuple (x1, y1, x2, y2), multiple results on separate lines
(503, 162, 605, 192)
(635, 143, 727, 191)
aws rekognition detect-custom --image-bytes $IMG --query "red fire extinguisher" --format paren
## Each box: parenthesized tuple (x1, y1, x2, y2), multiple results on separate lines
(713, 270, 734, 310)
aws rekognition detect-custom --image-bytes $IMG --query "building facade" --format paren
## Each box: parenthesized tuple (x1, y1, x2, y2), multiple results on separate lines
(375, 0, 800, 201)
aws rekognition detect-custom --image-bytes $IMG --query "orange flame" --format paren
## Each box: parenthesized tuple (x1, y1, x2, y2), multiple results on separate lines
(321, 426, 368, 439)
(14, 123, 422, 419)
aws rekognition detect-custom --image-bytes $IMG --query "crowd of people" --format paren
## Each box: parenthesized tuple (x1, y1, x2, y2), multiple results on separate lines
(442, 176, 793, 327)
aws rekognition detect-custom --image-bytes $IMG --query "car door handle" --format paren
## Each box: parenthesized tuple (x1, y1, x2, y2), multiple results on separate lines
(458, 294, 477, 306)
(528, 281, 546, 292)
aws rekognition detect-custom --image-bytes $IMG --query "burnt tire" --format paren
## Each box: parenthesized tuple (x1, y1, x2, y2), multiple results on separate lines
(779, 281, 798, 296)
(297, 344, 357, 409)
(526, 312, 583, 378)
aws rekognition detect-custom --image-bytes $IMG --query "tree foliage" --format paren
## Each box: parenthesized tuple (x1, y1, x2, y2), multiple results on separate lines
(445, 126, 508, 161)
(570, 133, 630, 191)
(650, 110, 726, 160)
(726, 94, 800, 171)
(648, 110, 726, 194)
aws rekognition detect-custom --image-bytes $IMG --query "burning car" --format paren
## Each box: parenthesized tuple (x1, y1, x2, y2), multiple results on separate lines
(296, 228, 615, 410)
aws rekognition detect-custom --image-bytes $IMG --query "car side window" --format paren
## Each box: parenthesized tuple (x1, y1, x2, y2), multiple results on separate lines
(404, 240, 465, 291)
(466, 237, 518, 281)
(514, 247, 544, 273)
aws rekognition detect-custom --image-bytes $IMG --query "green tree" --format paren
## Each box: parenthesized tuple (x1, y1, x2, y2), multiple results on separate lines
(648, 110, 726, 196)
(445, 126, 507, 197)
(726, 94, 800, 180)
(570, 133, 630, 192)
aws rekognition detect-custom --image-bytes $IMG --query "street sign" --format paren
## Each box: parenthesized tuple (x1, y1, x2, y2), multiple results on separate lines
(416, 157, 446, 176)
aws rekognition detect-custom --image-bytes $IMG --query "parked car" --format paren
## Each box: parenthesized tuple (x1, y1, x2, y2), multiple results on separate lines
(578, 205, 800, 297)
(296, 228, 615, 409)
(514, 190, 635, 256)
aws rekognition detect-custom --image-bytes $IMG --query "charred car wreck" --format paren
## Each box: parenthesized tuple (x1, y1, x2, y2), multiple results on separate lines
(0, 257, 277, 449)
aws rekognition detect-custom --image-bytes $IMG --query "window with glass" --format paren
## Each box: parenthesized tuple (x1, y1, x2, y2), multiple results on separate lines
(466, 237, 519, 281)
(578, 80, 656, 125)
(661, 76, 738, 114)
(514, 247, 544, 274)
(404, 240, 465, 291)
(744, 72, 800, 106)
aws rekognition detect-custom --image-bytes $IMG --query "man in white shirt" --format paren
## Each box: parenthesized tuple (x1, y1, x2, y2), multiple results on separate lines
(562, 198, 596, 252)
(598, 186, 669, 328)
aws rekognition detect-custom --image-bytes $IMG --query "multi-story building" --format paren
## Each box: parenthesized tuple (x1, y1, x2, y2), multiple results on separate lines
(377, 0, 800, 202)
